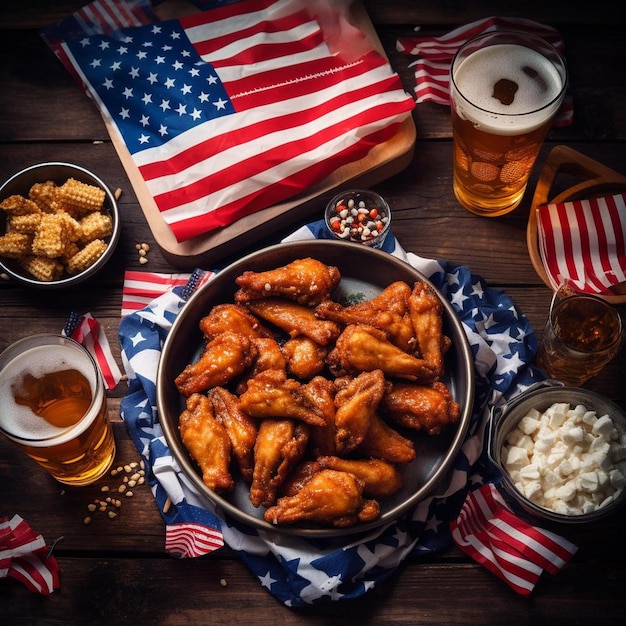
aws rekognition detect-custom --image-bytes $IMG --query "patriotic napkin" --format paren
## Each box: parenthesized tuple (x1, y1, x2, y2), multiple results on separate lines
(117, 221, 578, 605)
(396, 16, 573, 127)
(537, 192, 626, 295)
(41, 0, 414, 242)
(0, 515, 60, 595)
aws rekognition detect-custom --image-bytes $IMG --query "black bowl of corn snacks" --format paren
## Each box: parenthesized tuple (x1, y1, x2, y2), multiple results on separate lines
(0, 162, 120, 288)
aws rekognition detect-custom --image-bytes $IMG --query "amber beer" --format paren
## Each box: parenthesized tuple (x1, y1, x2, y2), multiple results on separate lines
(536, 294, 623, 386)
(0, 334, 115, 485)
(450, 31, 568, 215)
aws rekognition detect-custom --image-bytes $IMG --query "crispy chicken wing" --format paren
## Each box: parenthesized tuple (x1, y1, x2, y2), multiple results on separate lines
(244, 298, 340, 346)
(281, 335, 328, 379)
(179, 393, 234, 493)
(315, 281, 415, 351)
(264, 469, 380, 527)
(175, 331, 258, 396)
(356, 412, 416, 464)
(250, 418, 309, 508)
(333, 369, 386, 454)
(210, 387, 258, 483)
(238, 369, 327, 427)
(380, 381, 460, 435)
(199, 303, 274, 340)
(234, 258, 341, 306)
(278, 460, 322, 497)
(408, 282, 447, 378)
(304, 375, 338, 457)
(327, 324, 437, 383)
(317, 456, 403, 499)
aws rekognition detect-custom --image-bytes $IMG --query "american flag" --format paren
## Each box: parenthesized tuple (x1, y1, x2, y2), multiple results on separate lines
(537, 192, 626, 294)
(396, 16, 573, 127)
(43, 0, 414, 242)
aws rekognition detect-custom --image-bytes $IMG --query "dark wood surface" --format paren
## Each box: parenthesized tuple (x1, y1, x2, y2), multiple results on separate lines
(1, 1, 625, 624)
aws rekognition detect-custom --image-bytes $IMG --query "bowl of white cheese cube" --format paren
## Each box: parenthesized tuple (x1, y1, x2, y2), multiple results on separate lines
(488, 381, 626, 523)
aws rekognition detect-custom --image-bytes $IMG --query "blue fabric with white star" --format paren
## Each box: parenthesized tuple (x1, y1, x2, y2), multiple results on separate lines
(118, 223, 546, 606)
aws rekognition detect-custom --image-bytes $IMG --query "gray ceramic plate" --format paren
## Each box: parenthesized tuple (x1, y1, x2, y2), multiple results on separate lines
(157, 240, 475, 537)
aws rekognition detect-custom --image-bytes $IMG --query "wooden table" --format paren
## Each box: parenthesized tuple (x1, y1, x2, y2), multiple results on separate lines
(1, 1, 625, 623)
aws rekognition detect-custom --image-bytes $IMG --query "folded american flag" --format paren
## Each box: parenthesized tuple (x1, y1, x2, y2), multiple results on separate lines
(0, 515, 60, 595)
(41, 0, 414, 242)
(537, 192, 626, 294)
(396, 16, 573, 127)
(451, 484, 578, 596)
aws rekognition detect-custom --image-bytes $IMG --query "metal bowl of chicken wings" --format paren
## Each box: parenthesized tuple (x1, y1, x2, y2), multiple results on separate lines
(157, 240, 475, 537)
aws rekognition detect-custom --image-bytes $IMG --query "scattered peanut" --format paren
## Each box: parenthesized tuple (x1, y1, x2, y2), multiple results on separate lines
(136, 242, 151, 265)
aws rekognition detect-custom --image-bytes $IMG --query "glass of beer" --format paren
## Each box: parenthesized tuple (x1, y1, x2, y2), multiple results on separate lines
(449, 30, 568, 216)
(536, 286, 623, 386)
(0, 334, 116, 486)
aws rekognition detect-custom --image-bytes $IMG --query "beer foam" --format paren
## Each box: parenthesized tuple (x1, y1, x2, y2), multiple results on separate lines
(0, 343, 98, 442)
(452, 44, 564, 135)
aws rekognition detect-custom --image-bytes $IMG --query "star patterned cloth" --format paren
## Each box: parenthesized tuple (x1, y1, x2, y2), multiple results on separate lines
(118, 221, 547, 606)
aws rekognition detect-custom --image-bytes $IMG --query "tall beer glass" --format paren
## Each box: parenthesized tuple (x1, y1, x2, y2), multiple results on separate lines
(0, 334, 116, 486)
(450, 31, 568, 216)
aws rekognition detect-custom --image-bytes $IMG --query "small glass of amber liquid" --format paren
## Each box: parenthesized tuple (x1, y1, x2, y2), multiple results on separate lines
(0, 334, 115, 485)
(536, 285, 623, 386)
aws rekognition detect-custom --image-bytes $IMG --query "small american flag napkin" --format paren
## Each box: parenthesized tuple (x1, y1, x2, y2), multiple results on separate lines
(396, 16, 573, 127)
(451, 484, 578, 596)
(0, 515, 60, 595)
(537, 192, 626, 294)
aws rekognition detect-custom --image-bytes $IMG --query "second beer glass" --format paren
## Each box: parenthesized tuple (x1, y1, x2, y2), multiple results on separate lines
(449, 31, 568, 216)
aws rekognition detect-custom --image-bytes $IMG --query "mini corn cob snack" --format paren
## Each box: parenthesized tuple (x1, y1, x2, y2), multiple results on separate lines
(0, 176, 113, 281)
(58, 177, 106, 213)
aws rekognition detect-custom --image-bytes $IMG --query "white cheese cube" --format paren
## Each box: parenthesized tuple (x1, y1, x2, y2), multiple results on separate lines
(504, 446, 529, 468)
(576, 471, 599, 492)
(524, 481, 543, 501)
(555, 480, 577, 502)
(562, 426, 584, 445)
(518, 415, 541, 435)
(520, 464, 541, 481)
(592, 415, 617, 440)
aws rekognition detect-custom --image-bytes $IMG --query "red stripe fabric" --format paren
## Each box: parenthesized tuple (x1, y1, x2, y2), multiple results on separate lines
(537, 192, 626, 294)
(451, 484, 578, 596)
(0, 515, 60, 595)
(165, 522, 224, 557)
(396, 16, 573, 127)
(67, 313, 123, 389)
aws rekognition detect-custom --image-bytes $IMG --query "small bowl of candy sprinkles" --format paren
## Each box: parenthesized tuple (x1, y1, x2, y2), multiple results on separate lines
(324, 189, 391, 249)
(0, 162, 120, 289)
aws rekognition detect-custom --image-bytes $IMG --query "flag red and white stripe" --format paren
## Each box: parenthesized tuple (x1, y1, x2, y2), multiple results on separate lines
(396, 16, 573, 127)
(121, 270, 215, 317)
(165, 522, 224, 557)
(537, 192, 626, 294)
(0, 515, 60, 595)
(65, 313, 123, 389)
(450, 484, 577, 596)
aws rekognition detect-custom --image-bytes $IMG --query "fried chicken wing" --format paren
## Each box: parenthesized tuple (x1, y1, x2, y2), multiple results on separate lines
(244, 298, 340, 346)
(317, 456, 403, 499)
(264, 469, 380, 527)
(327, 324, 437, 383)
(380, 381, 460, 435)
(356, 413, 416, 464)
(315, 281, 415, 351)
(234, 258, 341, 306)
(250, 418, 309, 508)
(175, 331, 258, 396)
(238, 369, 327, 427)
(333, 369, 386, 454)
(277, 460, 322, 497)
(210, 387, 258, 483)
(281, 335, 328, 379)
(179, 393, 234, 493)
(304, 375, 338, 457)
(199, 303, 274, 340)
(408, 282, 446, 378)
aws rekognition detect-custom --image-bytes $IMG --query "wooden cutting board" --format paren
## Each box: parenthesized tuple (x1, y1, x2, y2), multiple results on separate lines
(106, 0, 416, 269)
